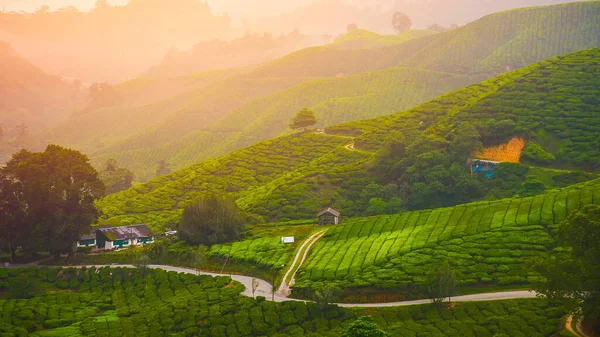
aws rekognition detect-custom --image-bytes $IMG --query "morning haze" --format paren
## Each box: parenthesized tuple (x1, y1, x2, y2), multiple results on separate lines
(1, 0, 599, 336)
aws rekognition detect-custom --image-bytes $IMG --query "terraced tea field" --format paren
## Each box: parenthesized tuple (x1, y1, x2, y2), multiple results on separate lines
(293, 178, 600, 292)
(0, 267, 568, 336)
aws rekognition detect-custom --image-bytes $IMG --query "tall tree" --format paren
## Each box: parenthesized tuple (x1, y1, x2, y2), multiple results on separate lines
(290, 108, 317, 132)
(342, 316, 390, 337)
(531, 205, 600, 333)
(427, 262, 458, 306)
(178, 193, 245, 246)
(392, 12, 412, 34)
(0, 145, 105, 260)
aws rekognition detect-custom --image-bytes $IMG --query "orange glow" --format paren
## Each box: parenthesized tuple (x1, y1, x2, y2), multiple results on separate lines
(475, 137, 525, 163)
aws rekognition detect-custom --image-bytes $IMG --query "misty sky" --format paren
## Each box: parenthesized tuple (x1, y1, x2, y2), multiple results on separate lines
(0, 0, 407, 25)
(0, 0, 321, 19)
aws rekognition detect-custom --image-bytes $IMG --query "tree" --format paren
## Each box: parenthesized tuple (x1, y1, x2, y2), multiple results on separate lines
(98, 159, 135, 194)
(347, 23, 358, 32)
(289, 108, 317, 132)
(252, 277, 260, 298)
(156, 160, 171, 177)
(531, 205, 600, 333)
(392, 12, 411, 34)
(313, 284, 341, 311)
(342, 316, 390, 337)
(0, 145, 105, 261)
(427, 262, 458, 307)
(178, 193, 245, 246)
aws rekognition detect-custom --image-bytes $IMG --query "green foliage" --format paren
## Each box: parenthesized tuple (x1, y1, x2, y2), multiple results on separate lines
(290, 108, 317, 131)
(531, 204, 600, 333)
(427, 262, 458, 305)
(0, 268, 570, 337)
(342, 316, 390, 337)
(521, 143, 556, 165)
(0, 145, 104, 259)
(178, 193, 245, 246)
(7, 273, 40, 299)
(292, 178, 600, 293)
(98, 159, 134, 194)
(32, 1, 600, 184)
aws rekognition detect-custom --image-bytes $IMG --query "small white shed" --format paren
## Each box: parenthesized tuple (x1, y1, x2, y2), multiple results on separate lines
(281, 236, 295, 244)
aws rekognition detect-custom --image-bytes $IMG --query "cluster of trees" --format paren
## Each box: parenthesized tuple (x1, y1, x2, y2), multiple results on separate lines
(532, 205, 600, 333)
(178, 193, 246, 246)
(98, 159, 134, 194)
(0, 145, 104, 261)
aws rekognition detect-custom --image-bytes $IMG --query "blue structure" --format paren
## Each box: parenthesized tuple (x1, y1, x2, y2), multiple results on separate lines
(469, 159, 499, 179)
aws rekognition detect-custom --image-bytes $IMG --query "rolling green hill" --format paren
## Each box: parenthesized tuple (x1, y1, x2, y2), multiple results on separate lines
(96, 48, 600, 231)
(24, 2, 600, 182)
(292, 178, 600, 293)
(92, 1, 600, 180)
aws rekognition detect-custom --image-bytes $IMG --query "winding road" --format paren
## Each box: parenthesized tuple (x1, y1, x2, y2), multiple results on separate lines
(73, 264, 538, 307)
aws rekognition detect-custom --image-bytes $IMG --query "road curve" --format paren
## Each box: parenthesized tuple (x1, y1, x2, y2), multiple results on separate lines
(66, 264, 538, 307)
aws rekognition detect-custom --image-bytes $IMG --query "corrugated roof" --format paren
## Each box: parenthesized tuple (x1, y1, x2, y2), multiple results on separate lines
(98, 224, 153, 241)
(318, 207, 340, 217)
(79, 233, 96, 241)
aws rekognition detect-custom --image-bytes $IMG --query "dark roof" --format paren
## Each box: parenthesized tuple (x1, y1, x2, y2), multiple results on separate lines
(318, 207, 340, 217)
(79, 233, 96, 241)
(97, 224, 153, 241)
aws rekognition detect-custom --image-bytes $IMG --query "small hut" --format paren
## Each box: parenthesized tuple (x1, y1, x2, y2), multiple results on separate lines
(318, 207, 341, 225)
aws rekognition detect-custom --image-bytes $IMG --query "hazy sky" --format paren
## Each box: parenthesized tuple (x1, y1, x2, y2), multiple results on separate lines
(0, 0, 319, 19)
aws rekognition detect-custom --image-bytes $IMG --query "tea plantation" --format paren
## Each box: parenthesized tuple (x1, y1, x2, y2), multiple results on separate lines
(0, 267, 567, 337)
(292, 178, 600, 293)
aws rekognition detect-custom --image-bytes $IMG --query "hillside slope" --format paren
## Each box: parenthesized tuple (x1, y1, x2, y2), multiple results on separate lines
(97, 48, 600, 230)
(88, 1, 600, 180)
(293, 178, 600, 293)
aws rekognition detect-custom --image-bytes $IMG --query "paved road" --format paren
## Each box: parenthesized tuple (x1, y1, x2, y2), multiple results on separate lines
(336, 290, 538, 307)
(61, 264, 538, 307)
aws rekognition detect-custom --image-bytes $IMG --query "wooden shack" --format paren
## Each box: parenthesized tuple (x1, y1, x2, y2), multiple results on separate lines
(318, 207, 341, 225)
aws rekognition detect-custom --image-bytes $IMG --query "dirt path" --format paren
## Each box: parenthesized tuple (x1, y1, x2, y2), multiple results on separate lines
(61, 264, 539, 307)
(277, 229, 327, 296)
(566, 314, 591, 337)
